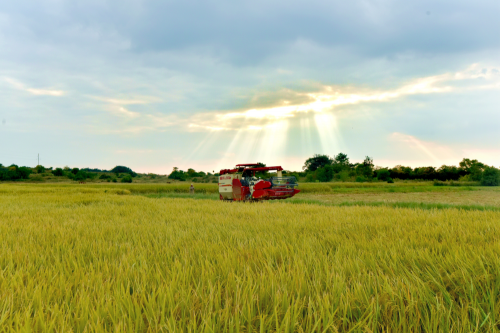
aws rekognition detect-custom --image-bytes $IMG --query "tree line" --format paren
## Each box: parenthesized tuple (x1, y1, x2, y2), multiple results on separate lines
(300, 154, 500, 186)
(0, 164, 136, 182)
(2, 156, 499, 186)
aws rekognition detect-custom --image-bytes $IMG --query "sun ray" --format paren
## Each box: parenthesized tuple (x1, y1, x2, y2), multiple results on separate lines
(182, 130, 222, 166)
(300, 116, 313, 156)
(314, 113, 342, 154)
(256, 120, 289, 164)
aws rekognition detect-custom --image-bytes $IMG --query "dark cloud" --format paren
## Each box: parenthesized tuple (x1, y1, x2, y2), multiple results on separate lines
(2, 0, 499, 66)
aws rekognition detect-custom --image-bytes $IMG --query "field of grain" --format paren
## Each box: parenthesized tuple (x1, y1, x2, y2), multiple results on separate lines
(1, 184, 500, 332)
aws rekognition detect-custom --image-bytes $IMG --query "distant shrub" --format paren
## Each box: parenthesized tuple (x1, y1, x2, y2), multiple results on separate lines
(337, 170, 350, 182)
(71, 168, 79, 175)
(111, 166, 137, 177)
(99, 174, 111, 180)
(112, 178, 117, 183)
(387, 178, 394, 183)
(433, 180, 446, 186)
(355, 176, 366, 183)
(121, 175, 133, 183)
(53, 168, 64, 176)
(316, 165, 334, 182)
(74, 170, 88, 181)
(168, 170, 187, 181)
(481, 166, 500, 186)
(31, 174, 43, 182)
(0, 165, 32, 181)
(35, 165, 45, 174)
(376, 169, 391, 181)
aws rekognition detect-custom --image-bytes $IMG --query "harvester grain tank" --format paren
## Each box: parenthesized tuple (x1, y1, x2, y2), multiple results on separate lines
(219, 164, 300, 201)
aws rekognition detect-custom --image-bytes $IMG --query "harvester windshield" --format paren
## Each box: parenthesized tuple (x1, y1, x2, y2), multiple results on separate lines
(269, 176, 298, 188)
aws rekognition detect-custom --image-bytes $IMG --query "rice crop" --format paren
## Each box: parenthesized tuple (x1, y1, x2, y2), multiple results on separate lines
(1, 185, 500, 332)
(0, 181, 482, 196)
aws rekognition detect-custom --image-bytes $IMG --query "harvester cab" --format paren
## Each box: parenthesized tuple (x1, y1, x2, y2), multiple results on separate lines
(218, 164, 300, 201)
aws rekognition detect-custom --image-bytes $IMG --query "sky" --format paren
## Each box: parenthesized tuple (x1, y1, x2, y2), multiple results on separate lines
(0, 0, 499, 173)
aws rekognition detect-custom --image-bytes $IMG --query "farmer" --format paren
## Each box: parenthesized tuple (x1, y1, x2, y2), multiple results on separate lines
(189, 183, 195, 194)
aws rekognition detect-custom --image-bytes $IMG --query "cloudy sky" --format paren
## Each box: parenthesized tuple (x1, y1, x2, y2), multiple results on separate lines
(1, 0, 499, 173)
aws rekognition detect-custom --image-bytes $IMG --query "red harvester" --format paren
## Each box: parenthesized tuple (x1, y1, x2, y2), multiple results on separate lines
(219, 164, 300, 201)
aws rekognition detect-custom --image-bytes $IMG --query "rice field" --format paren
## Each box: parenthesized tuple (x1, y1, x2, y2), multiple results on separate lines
(1, 184, 500, 332)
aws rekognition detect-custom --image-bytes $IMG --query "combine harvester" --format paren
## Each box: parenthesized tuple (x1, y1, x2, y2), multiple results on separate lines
(219, 163, 300, 201)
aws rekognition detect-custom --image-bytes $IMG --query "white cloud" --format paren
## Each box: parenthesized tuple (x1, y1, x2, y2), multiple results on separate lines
(89, 96, 160, 105)
(114, 106, 140, 118)
(187, 64, 500, 132)
(4, 77, 64, 96)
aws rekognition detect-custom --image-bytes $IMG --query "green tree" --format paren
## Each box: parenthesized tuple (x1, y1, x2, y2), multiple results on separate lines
(376, 168, 390, 181)
(316, 165, 334, 182)
(481, 166, 500, 186)
(390, 165, 413, 180)
(74, 170, 88, 181)
(168, 170, 187, 181)
(437, 165, 460, 181)
(17, 167, 32, 179)
(111, 166, 137, 177)
(459, 158, 485, 181)
(53, 168, 64, 176)
(356, 156, 374, 179)
(333, 152, 349, 166)
(121, 175, 133, 183)
(414, 167, 437, 180)
(331, 153, 350, 173)
(303, 154, 333, 172)
(35, 165, 45, 174)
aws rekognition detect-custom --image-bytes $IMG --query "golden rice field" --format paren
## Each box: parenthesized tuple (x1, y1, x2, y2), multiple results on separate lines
(1, 184, 500, 332)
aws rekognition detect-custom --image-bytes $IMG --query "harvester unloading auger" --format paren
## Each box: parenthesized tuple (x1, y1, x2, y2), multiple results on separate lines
(219, 164, 300, 201)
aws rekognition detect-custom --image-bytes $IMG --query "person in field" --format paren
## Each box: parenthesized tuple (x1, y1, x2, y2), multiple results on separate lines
(189, 183, 194, 194)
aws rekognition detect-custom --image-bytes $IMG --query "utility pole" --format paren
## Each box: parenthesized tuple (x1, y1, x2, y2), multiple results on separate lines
(38, 153, 39, 166)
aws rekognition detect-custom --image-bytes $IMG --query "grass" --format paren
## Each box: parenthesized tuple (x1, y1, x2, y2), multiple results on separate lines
(1, 184, 500, 331)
